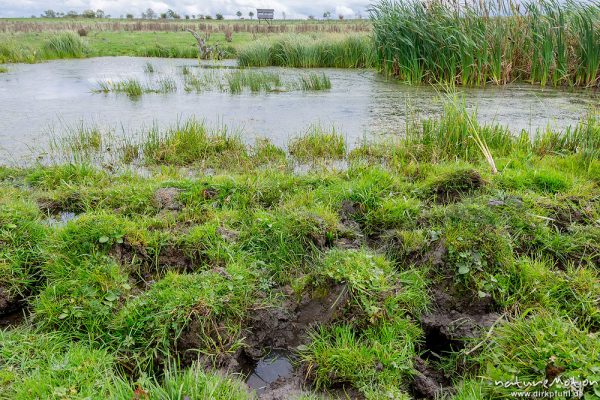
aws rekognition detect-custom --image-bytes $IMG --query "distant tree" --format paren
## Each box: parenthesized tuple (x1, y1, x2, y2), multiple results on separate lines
(185, 15, 190, 19)
(205, 15, 212, 20)
(82, 9, 96, 18)
(95, 9, 105, 18)
(41, 9, 57, 18)
(66, 10, 79, 18)
(308, 15, 315, 20)
(166, 9, 180, 19)
(192, 14, 196, 19)
(126, 13, 134, 19)
(282, 12, 286, 20)
(160, 13, 167, 19)
(31, 15, 37, 18)
(142, 8, 156, 19)
(338, 14, 344, 20)
(215, 13, 224, 20)
(248, 11, 254, 19)
(198, 15, 205, 19)
(236, 11, 242, 18)
(323, 11, 331, 19)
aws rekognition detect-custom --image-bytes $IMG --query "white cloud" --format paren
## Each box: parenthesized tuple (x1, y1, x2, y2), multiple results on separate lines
(0, 0, 371, 19)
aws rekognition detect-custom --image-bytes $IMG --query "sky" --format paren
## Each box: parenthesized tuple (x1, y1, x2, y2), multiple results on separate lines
(0, 0, 372, 19)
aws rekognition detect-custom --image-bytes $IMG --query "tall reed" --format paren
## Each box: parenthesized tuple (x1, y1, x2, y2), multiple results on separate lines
(370, 0, 600, 87)
(42, 32, 88, 58)
(238, 35, 376, 68)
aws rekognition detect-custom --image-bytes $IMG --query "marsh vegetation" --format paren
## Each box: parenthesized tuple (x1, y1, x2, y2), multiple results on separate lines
(1, 100, 599, 399)
(0, 2, 599, 399)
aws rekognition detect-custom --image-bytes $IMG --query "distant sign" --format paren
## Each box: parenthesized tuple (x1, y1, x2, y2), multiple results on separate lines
(257, 9, 274, 21)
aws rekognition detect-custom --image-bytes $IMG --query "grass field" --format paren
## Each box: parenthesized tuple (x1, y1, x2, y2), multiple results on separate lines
(1, 100, 598, 399)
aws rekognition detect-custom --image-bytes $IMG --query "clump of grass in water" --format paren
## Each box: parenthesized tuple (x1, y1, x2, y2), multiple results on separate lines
(183, 70, 222, 93)
(226, 70, 282, 93)
(108, 79, 143, 98)
(298, 72, 332, 91)
(0, 66, 7, 73)
(142, 119, 246, 165)
(94, 77, 177, 97)
(42, 32, 87, 59)
(153, 76, 177, 93)
(288, 125, 346, 161)
(49, 125, 103, 162)
(93, 79, 144, 97)
(181, 65, 191, 75)
(143, 62, 155, 74)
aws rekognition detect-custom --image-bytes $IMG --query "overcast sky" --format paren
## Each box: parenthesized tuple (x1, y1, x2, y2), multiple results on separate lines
(0, 0, 372, 19)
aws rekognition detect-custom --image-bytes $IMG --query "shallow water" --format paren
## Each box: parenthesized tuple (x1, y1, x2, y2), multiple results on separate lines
(245, 351, 294, 395)
(0, 57, 597, 163)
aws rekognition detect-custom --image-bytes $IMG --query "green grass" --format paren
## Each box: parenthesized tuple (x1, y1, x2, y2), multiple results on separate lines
(238, 34, 376, 68)
(289, 125, 346, 161)
(473, 313, 599, 398)
(42, 32, 88, 59)
(0, 65, 7, 73)
(298, 72, 332, 90)
(226, 70, 282, 93)
(371, 0, 600, 87)
(299, 319, 421, 397)
(0, 102, 599, 399)
(141, 119, 246, 166)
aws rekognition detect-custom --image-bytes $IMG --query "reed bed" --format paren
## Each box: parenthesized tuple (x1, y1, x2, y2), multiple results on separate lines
(299, 73, 332, 90)
(238, 35, 376, 68)
(371, 0, 600, 87)
(226, 70, 282, 93)
(350, 98, 599, 171)
(94, 78, 175, 96)
(42, 32, 88, 58)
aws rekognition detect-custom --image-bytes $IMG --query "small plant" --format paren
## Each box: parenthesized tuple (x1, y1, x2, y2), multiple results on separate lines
(299, 72, 332, 90)
(42, 32, 87, 58)
(154, 76, 177, 93)
(288, 125, 346, 161)
(226, 70, 282, 93)
(143, 62, 155, 73)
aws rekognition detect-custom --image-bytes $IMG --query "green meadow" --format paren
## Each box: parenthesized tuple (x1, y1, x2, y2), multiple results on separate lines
(1, 99, 599, 399)
(0, 1, 599, 399)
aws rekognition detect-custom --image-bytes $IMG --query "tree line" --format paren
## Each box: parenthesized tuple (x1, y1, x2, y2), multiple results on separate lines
(36, 8, 360, 20)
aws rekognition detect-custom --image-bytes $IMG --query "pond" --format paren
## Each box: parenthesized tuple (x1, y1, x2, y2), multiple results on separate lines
(0, 56, 597, 162)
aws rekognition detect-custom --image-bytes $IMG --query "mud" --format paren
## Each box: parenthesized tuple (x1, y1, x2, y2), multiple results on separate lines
(0, 286, 21, 317)
(111, 239, 194, 281)
(411, 356, 451, 399)
(153, 187, 183, 211)
(244, 351, 298, 398)
(244, 284, 349, 359)
(421, 286, 499, 355)
(37, 194, 84, 215)
(430, 169, 485, 203)
(0, 306, 27, 329)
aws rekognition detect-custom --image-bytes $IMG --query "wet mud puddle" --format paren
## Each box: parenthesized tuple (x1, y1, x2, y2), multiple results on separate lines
(245, 351, 294, 395)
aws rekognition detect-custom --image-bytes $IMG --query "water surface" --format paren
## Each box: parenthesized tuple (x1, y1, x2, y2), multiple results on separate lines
(0, 57, 597, 162)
